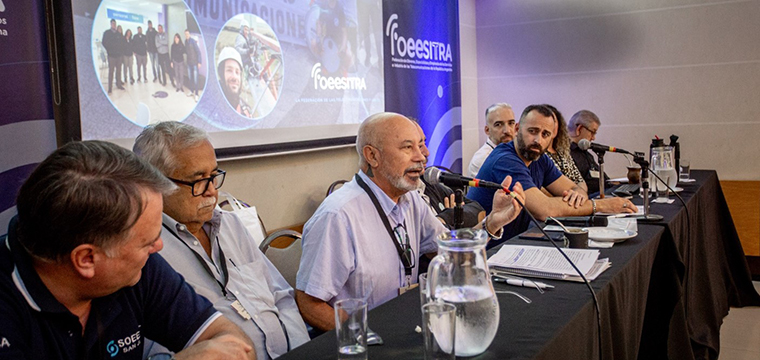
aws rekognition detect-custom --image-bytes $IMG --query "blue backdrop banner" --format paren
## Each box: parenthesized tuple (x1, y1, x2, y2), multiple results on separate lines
(382, 0, 462, 172)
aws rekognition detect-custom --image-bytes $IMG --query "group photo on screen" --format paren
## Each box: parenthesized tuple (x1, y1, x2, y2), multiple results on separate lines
(214, 14, 284, 120)
(92, 0, 206, 125)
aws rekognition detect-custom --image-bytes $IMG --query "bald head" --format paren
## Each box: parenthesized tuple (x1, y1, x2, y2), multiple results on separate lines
(357, 112, 415, 166)
(356, 112, 426, 199)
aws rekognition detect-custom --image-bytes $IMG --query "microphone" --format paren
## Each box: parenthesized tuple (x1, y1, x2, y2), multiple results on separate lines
(423, 167, 507, 192)
(578, 139, 633, 155)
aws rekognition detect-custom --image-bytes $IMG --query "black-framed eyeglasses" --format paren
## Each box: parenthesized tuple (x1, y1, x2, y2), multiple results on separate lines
(581, 124, 598, 136)
(168, 170, 226, 197)
(393, 223, 415, 270)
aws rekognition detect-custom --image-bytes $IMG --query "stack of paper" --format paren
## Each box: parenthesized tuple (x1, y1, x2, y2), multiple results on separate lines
(487, 245, 611, 282)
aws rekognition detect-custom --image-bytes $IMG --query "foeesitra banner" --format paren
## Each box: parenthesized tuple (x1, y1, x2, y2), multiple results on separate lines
(382, 0, 462, 172)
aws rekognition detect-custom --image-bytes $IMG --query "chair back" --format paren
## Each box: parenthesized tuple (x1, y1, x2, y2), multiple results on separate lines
(326, 179, 348, 197)
(260, 230, 302, 288)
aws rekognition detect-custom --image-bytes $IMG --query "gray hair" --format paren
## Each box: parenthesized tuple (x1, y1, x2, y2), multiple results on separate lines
(567, 110, 601, 132)
(15, 140, 176, 262)
(356, 112, 404, 167)
(133, 121, 210, 176)
(485, 103, 513, 120)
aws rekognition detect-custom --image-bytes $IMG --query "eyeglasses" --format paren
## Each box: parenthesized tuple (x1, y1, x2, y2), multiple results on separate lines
(581, 125, 598, 136)
(168, 170, 226, 197)
(393, 223, 415, 270)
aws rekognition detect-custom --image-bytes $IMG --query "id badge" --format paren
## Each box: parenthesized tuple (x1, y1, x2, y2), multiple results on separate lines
(230, 300, 252, 320)
(398, 283, 418, 295)
(589, 170, 600, 179)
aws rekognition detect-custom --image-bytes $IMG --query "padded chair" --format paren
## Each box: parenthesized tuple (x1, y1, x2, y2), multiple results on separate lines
(259, 230, 302, 289)
(326, 179, 348, 197)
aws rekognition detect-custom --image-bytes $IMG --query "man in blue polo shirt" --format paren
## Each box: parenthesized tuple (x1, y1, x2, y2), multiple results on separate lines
(0, 141, 256, 359)
(468, 104, 635, 244)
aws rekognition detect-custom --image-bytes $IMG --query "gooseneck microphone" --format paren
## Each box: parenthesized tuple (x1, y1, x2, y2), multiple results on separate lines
(578, 139, 633, 155)
(423, 167, 505, 191)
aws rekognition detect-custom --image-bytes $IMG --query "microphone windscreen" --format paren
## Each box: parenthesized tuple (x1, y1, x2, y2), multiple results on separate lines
(423, 167, 441, 185)
(578, 138, 591, 151)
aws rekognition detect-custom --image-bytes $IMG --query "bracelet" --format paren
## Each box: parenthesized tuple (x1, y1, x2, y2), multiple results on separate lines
(482, 216, 504, 240)
(590, 198, 597, 214)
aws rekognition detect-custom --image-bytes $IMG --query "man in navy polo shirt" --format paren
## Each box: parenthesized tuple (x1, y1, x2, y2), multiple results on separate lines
(468, 104, 636, 245)
(0, 141, 256, 359)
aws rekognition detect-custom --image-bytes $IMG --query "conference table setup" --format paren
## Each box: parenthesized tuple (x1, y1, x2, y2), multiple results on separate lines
(281, 170, 760, 360)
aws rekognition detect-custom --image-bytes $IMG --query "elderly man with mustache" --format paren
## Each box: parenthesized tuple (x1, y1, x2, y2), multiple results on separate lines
(133, 122, 309, 360)
(468, 104, 635, 244)
(295, 112, 526, 331)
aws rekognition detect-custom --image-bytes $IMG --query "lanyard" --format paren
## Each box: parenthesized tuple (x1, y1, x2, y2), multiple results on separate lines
(162, 223, 230, 297)
(354, 174, 414, 277)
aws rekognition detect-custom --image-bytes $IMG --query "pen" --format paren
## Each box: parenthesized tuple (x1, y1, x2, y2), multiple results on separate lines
(493, 276, 554, 290)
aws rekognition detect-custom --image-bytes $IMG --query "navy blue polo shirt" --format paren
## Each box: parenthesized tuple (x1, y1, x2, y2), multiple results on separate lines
(467, 141, 562, 246)
(0, 221, 219, 360)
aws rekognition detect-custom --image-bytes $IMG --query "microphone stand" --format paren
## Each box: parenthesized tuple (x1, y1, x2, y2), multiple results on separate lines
(632, 152, 663, 222)
(592, 149, 606, 198)
(453, 187, 465, 229)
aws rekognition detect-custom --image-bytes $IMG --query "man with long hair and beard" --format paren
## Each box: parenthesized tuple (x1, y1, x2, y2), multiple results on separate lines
(468, 104, 636, 241)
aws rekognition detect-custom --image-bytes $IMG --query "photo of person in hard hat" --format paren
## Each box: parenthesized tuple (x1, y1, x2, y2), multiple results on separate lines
(214, 13, 284, 120)
(217, 47, 252, 118)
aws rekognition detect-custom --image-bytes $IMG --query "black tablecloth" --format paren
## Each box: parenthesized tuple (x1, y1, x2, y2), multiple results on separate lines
(281, 170, 759, 360)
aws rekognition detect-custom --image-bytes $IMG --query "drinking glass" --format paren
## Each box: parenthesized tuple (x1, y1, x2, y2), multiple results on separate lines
(679, 159, 691, 180)
(419, 273, 429, 308)
(335, 298, 368, 360)
(422, 302, 456, 360)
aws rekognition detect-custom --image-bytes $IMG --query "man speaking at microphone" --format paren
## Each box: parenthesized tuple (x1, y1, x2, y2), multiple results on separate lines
(295, 113, 525, 331)
(468, 105, 635, 243)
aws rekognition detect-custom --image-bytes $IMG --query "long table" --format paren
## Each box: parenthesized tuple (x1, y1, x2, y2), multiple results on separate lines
(280, 170, 759, 359)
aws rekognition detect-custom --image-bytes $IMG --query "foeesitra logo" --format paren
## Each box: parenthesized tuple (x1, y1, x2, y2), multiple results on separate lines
(385, 14, 453, 64)
(310, 63, 367, 90)
(106, 331, 142, 357)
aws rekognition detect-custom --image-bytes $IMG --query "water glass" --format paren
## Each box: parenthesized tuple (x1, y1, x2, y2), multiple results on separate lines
(679, 159, 691, 180)
(419, 273, 429, 307)
(655, 175, 670, 203)
(335, 298, 368, 360)
(422, 303, 456, 360)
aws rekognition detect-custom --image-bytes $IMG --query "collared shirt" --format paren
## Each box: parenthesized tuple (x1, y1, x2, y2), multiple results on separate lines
(0, 219, 219, 360)
(467, 141, 562, 245)
(468, 139, 497, 178)
(152, 210, 309, 360)
(296, 170, 445, 310)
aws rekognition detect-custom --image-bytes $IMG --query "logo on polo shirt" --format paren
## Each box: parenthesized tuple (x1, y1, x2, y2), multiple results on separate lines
(1, 337, 10, 348)
(106, 330, 141, 357)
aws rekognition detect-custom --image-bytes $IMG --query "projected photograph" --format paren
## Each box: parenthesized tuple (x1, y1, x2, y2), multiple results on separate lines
(214, 14, 284, 120)
(91, 0, 206, 125)
(66, 0, 384, 153)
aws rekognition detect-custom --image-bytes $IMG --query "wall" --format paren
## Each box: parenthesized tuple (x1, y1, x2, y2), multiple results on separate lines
(458, 0, 481, 169)
(220, 146, 359, 230)
(468, 0, 760, 181)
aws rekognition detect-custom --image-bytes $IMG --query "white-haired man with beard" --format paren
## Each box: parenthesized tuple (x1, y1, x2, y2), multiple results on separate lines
(134, 122, 309, 360)
(467, 105, 635, 242)
(295, 113, 525, 331)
